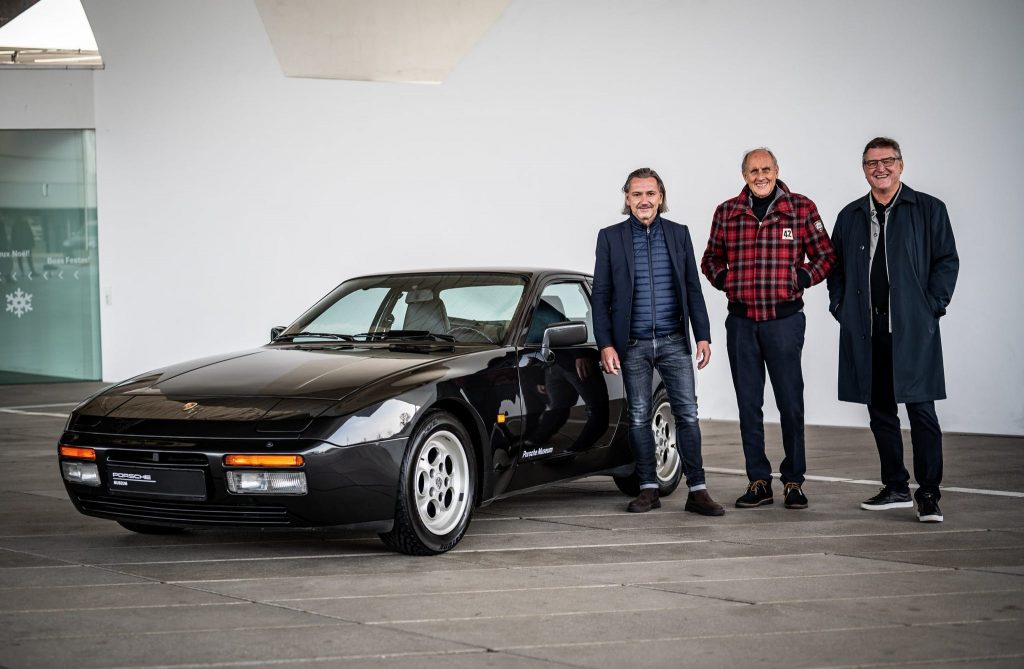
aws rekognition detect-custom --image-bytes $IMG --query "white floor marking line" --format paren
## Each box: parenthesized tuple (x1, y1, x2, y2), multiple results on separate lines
(0, 402, 79, 409)
(0, 408, 69, 417)
(705, 467, 1024, 498)
(452, 539, 710, 553)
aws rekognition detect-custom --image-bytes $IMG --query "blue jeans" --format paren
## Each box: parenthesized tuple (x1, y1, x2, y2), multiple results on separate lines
(620, 332, 705, 489)
(725, 312, 806, 485)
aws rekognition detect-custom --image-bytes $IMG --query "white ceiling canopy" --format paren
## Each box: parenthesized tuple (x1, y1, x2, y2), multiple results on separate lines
(255, 0, 510, 84)
(0, 0, 100, 66)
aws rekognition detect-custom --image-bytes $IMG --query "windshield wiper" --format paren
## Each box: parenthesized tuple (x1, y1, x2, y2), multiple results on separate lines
(353, 330, 456, 342)
(274, 331, 356, 342)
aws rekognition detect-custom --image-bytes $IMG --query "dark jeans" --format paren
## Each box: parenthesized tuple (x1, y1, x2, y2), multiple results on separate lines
(868, 332, 943, 499)
(725, 312, 806, 485)
(620, 332, 704, 489)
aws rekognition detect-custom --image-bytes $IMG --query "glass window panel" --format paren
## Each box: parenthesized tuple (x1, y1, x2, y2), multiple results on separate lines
(288, 273, 526, 344)
(527, 282, 595, 345)
(0, 130, 100, 382)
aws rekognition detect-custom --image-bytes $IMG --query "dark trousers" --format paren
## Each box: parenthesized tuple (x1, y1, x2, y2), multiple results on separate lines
(725, 312, 806, 485)
(868, 332, 943, 499)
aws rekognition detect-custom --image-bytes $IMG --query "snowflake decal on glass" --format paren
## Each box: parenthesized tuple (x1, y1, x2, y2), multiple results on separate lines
(5, 289, 33, 318)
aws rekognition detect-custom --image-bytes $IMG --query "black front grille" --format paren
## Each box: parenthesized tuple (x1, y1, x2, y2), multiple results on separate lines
(77, 494, 291, 526)
(106, 450, 209, 466)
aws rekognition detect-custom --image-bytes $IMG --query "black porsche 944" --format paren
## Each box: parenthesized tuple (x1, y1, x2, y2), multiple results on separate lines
(58, 269, 684, 554)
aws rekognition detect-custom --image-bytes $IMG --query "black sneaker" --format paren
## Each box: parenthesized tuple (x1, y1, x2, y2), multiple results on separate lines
(860, 486, 913, 511)
(735, 480, 773, 508)
(916, 493, 943, 522)
(783, 482, 808, 509)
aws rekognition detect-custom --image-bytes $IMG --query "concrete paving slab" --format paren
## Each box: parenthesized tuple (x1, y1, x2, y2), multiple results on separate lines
(979, 565, 1024, 577)
(508, 620, 1023, 669)
(2, 600, 343, 640)
(646, 567, 1024, 604)
(293, 581, 723, 624)
(0, 547, 69, 568)
(548, 552, 946, 587)
(7, 534, 392, 565)
(175, 564, 598, 600)
(96, 551, 478, 581)
(945, 619, 1024, 646)
(793, 590, 1024, 627)
(847, 546, 1024, 569)
(455, 525, 715, 551)
(0, 621, 473, 669)
(738, 527, 1023, 554)
(0, 491, 73, 514)
(267, 653, 566, 669)
(383, 601, 861, 651)
(464, 516, 602, 536)
(917, 658, 1024, 669)
(0, 529, 347, 554)
(3, 379, 1023, 668)
(0, 564, 151, 588)
(0, 581, 240, 612)
(440, 538, 787, 569)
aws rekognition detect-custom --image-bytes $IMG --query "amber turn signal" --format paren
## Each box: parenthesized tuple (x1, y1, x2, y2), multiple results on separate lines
(59, 445, 96, 460)
(223, 454, 304, 467)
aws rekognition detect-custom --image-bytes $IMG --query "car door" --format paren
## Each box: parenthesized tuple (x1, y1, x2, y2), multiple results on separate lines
(509, 278, 625, 488)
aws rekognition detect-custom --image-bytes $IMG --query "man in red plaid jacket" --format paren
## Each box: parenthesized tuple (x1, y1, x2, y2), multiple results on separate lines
(701, 148, 835, 511)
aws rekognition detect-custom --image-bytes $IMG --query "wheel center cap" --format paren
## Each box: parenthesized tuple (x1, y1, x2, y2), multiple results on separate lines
(436, 477, 443, 488)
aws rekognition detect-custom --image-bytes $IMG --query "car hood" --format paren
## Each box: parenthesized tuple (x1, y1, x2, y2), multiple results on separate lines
(71, 346, 463, 433)
(132, 346, 460, 399)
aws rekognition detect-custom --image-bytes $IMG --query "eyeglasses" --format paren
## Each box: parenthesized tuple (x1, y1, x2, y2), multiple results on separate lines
(862, 156, 901, 169)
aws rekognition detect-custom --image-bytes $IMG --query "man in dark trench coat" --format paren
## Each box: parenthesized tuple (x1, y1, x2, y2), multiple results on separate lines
(827, 137, 959, 523)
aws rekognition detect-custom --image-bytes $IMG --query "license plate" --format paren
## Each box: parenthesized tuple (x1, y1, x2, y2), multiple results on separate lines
(107, 466, 207, 500)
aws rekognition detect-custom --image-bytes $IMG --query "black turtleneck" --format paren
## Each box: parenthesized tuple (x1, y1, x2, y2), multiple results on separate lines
(751, 192, 774, 221)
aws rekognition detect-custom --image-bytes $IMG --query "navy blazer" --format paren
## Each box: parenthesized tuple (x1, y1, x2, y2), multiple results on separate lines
(592, 217, 712, 355)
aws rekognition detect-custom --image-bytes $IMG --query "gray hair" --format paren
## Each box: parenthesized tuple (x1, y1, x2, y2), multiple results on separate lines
(741, 147, 778, 172)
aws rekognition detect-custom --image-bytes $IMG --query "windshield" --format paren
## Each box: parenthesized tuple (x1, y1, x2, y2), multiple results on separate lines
(282, 273, 527, 344)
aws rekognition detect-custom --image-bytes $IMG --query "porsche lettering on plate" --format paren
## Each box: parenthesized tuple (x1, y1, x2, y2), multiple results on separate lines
(107, 467, 207, 499)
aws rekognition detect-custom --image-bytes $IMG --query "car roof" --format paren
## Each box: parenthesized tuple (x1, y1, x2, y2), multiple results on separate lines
(351, 267, 593, 280)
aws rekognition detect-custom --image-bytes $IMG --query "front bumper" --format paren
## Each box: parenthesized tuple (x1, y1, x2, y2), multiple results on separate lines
(58, 432, 408, 529)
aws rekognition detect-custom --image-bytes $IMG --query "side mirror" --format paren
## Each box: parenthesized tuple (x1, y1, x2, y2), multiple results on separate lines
(270, 326, 286, 341)
(540, 321, 588, 361)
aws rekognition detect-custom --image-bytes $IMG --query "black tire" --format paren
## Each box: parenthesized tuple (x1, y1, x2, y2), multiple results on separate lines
(612, 388, 683, 497)
(117, 521, 186, 535)
(378, 411, 476, 555)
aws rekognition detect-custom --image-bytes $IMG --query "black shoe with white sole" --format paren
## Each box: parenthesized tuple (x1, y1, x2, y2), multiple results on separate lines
(916, 493, 943, 522)
(861, 486, 913, 511)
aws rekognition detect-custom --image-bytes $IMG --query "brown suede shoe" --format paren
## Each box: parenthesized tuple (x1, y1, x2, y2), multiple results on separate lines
(684, 489, 725, 516)
(626, 488, 661, 513)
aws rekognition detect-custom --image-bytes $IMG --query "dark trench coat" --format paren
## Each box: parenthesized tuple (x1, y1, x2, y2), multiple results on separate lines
(827, 184, 959, 404)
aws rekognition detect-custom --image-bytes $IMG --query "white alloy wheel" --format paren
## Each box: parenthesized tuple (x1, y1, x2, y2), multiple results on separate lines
(652, 400, 681, 486)
(412, 429, 470, 536)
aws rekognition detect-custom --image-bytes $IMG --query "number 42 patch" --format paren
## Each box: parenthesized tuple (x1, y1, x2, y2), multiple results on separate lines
(782, 228, 794, 240)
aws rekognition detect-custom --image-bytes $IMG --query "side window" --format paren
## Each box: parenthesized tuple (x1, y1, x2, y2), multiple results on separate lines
(526, 281, 595, 345)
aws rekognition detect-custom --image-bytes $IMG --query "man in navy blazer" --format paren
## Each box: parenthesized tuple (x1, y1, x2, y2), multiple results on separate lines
(592, 168, 721, 515)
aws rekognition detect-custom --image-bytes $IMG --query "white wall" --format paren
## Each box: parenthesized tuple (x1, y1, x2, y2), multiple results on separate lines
(0, 69, 94, 128)
(24, 0, 1023, 434)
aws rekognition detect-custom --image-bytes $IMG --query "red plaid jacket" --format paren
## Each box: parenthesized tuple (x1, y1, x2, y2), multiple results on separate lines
(701, 180, 836, 321)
